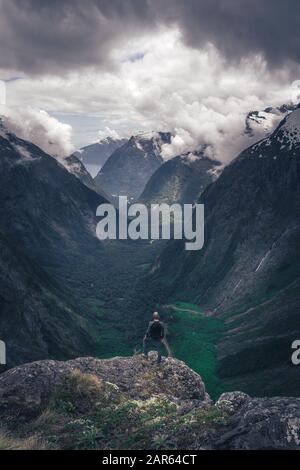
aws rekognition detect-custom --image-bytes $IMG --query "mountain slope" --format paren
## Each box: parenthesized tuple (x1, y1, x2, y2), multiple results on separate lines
(0, 125, 106, 273)
(94, 132, 171, 201)
(64, 153, 112, 201)
(0, 234, 95, 368)
(73, 136, 126, 177)
(139, 152, 220, 205)
(148, 106, 300, 396)
(0, 123, 129, 365)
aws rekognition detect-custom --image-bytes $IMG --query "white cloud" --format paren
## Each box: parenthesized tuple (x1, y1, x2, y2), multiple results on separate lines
(2, 107, 74, 159)
(97, 126, 123, 142)
(160, 96, 284, 163)
(3, 28, 300, 163)
(0, 79, 6, 106)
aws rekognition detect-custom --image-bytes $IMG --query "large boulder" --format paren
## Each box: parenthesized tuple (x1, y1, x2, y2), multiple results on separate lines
(0, 353, 210, 413)
(215, 396, 300, 450)
(215, 391, 250, 414)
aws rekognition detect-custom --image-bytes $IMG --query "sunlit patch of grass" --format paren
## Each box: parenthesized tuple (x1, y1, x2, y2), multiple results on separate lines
(164, 302, 225, 400)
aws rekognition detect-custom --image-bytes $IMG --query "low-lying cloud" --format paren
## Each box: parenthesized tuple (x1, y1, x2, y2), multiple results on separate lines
(159, 96, 289, 164)
(3, 106, 74, 159)
(97, 126, 124, 142)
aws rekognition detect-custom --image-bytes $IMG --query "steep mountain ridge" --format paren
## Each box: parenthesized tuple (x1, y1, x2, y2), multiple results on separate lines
(0, 124, 128, 365)
(64, 153, 113, 201)
(94, 132, 171, 201)
(0, 125, 106, 271)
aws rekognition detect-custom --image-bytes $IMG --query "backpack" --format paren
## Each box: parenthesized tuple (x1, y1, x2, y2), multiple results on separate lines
(149, 321, 163, 339)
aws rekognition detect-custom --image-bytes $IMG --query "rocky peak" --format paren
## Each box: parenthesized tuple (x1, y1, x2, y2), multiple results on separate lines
(128, 131, 171, 158)
(94, 132, 168, 200)
(98, 135, 120, 145)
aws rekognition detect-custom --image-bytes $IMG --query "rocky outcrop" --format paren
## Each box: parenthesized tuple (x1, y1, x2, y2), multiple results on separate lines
(0, 353, 209, 411)
(0, 354, 300, 450)
(215, 393, 300, 450)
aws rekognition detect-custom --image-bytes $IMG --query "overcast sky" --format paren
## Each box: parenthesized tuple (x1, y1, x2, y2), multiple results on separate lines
(0, 0, 300, 162)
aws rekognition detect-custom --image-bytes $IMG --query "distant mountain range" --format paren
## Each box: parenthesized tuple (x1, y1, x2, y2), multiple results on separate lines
(70, 102, 296, 207)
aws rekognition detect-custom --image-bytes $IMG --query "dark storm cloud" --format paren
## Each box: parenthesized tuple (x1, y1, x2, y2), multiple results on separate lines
(167, 0, 300, 67)
(0, 0, 155, 73)
(0, 0, 299, 74)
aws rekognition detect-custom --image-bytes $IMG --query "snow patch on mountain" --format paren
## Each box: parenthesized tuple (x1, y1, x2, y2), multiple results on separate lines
(12, 144, 35, 163)
(279, 108, 300, 144)
(245, 110, 281, 135)
(129, 131, 171, 160)
(244, 105, 300, 157)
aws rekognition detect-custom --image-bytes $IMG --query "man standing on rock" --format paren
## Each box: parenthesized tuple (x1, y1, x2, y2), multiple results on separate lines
(143, 311, 171, 364)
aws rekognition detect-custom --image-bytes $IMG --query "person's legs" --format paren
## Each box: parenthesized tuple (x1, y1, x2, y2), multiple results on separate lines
(143, 337, 149, 358)
(155, 339, 162, 364)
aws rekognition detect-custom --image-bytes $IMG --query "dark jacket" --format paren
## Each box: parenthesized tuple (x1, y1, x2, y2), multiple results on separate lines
(145, 320, 165, 339)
